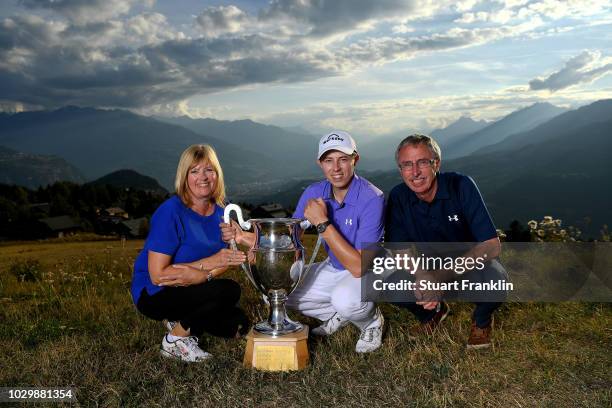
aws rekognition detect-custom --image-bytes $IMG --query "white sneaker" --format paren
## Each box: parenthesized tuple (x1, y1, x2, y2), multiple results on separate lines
(355, 308, 384, 353)
(162, 319, 177, 332)
(311, 312, 349, 336)
(160, 335, 212, 362)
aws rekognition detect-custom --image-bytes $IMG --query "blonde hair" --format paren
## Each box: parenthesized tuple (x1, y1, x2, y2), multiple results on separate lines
(174, 144, 226, 207)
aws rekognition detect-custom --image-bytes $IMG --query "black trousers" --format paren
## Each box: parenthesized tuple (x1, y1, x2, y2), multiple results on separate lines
(136, 279, 250, 338)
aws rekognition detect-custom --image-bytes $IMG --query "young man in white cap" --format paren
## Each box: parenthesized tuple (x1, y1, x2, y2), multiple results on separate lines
(286, 130, 385, 353)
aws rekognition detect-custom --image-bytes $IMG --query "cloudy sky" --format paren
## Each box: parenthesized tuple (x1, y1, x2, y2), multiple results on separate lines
(1, 0, 611, 136)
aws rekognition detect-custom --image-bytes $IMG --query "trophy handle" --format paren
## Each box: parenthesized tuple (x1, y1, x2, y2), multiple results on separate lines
(223, 204, 259, 289)
(223, 203, 251, 230)
(298, 219, 323, 281)
(303, 236, 322, 276)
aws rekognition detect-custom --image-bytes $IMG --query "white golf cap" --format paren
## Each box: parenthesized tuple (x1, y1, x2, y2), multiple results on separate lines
(317, 130, 358, 160)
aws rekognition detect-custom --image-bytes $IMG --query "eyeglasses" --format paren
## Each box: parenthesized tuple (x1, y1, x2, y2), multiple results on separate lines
(398, 159, 436, 171)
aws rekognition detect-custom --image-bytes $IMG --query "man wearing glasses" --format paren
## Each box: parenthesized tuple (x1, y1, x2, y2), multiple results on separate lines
(385, 134, 507, 349)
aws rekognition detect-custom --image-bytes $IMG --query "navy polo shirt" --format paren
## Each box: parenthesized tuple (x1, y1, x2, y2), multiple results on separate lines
(385, 172, 497, 244)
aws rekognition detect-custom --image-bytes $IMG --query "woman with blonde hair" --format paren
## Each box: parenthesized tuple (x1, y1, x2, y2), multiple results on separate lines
(131, 144, 249, 362)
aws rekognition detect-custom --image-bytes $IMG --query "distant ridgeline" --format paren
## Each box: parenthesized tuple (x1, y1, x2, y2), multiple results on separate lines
(0, 105, 319, 191)
(0, 100, 610, 238)
(85, 169, 169, 196)
(253, 100, 612, 237)
(0, 145, 85, 189)
(0, 171, 169, 240)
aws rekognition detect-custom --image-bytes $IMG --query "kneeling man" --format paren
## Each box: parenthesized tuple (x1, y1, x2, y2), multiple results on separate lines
(386, 134, 507, 349)
(287, 131, 385, 353)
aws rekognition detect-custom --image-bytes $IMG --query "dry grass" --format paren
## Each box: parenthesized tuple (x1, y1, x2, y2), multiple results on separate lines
(0, 236, 610, 407)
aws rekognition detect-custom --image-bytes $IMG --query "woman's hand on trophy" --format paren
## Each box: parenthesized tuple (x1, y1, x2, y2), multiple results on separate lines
(304, 198, 329, 226)
(212, 248, 247, 268)
(220, 221, 238, 242)
(220, 220, 249, 245)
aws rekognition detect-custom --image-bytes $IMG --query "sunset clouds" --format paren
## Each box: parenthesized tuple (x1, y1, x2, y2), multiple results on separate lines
(1, 0, 611, 134)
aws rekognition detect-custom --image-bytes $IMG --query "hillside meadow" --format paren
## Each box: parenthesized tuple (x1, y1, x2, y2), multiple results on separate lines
(0, 236, 610, 407)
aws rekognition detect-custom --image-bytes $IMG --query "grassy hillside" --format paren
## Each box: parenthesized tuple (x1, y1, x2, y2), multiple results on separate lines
(0, 238, 610, 406)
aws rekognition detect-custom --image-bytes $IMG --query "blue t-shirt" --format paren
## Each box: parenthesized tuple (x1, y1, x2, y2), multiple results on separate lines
(131, 195, 226, 304)
(385, 172, 497, 243)
(293, 174, 385, 270)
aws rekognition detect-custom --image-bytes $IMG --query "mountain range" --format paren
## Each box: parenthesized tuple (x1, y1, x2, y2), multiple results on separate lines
(0, 99, 610, 233)
(430, 116, 489, 147)
(450, 99, 612, 231)
(158, 116, 318, 166)
(352, 102, 565, 170)
(473, 99, 612, 155)
(0, 106, 311, 192)
(443, 102, 568, 159)
(242, 99, 612, 233)
(0, 145, 84, 189)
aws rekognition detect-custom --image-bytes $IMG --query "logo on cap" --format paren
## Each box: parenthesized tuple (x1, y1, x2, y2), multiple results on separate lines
(322, 133, 345, 144)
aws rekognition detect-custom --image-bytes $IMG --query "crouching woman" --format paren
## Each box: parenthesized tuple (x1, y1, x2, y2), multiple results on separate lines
(131, 144, 249, 362)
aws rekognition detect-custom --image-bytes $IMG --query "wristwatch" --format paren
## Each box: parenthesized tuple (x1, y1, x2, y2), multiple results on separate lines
(316, 220, 331, 234)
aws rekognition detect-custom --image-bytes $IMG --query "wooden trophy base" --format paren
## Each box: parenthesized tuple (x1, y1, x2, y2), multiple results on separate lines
(243, 326, 309, 371)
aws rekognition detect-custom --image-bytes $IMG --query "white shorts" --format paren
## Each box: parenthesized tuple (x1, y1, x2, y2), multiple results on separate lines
(286, 258, 376, 330)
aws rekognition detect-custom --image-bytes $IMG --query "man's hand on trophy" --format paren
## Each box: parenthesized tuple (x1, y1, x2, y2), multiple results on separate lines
(304, 198, 329, 226)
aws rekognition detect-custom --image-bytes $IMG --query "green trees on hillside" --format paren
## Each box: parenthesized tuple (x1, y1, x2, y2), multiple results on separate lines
(0, 182, 167, 239)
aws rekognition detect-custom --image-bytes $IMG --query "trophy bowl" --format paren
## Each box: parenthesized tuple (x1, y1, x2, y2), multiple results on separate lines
(247, 218, 306, 336)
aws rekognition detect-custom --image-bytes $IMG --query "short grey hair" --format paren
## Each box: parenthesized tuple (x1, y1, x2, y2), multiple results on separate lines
(395, 134, 442, 164)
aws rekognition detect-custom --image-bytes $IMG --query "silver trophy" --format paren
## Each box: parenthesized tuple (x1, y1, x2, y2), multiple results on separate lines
(224, 204, 319, 337)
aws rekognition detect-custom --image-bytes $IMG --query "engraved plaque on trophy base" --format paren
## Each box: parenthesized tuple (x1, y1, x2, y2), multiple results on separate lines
(243, 326, 309, 371)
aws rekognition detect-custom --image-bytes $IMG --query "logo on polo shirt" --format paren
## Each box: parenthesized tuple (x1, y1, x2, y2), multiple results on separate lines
(345, 218, 352, 226)
(322, 133, 344, 144)
(448, 214, 459, 222)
